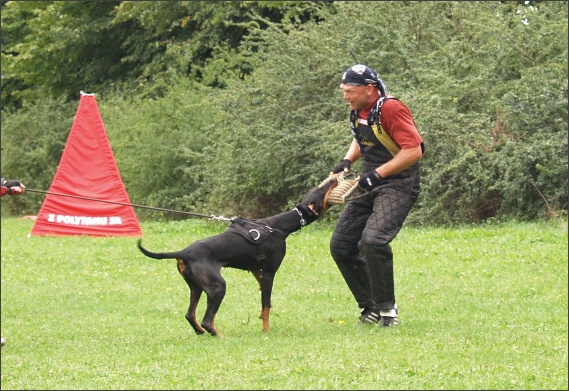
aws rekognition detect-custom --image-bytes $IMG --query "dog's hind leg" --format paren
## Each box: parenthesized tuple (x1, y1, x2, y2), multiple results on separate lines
(200, 280, 226, 337)
(185, 285, 206, 335)
(178, 259, 207, 335)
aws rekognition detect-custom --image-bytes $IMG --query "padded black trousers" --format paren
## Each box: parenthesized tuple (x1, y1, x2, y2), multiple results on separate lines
(330, 167, 420, 311)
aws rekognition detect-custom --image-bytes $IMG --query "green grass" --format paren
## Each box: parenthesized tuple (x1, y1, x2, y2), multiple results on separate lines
(1, 217, 567, 390)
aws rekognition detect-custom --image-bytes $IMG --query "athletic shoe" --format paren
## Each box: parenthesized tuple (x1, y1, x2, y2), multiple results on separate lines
(358, 308, 380, 324)
(1, 337, 5, 347)
(379, 304, 398, 327)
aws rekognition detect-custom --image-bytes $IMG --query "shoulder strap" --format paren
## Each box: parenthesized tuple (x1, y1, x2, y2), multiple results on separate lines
(371, 97, 401, 157)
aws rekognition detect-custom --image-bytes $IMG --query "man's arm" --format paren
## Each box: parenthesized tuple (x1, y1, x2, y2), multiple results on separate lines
(342, 139, 362, 164)
(375, 145, 423, 178)
(330, 139, 362, 176)
(1, 178, 26, 197)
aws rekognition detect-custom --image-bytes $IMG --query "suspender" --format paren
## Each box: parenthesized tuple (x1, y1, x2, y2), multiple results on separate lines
(370, 123, 400, 157)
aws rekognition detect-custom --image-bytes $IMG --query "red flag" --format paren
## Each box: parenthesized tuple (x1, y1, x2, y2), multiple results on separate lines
(30, 92, 142, 237)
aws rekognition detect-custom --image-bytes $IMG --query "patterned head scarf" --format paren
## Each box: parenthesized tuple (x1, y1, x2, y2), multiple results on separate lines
(341, 64, 387, 96)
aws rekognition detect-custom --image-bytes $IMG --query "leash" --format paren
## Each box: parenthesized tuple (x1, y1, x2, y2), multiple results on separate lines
(25, 188, 232, 221)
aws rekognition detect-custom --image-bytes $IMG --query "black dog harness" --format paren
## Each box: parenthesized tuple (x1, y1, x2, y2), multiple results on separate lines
(226, 216, 288, 269)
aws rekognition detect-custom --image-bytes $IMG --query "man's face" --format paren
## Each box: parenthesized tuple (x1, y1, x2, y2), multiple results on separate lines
(340, 83, 376, 110)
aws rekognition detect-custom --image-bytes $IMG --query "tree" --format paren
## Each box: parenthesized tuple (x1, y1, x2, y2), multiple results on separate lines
(1, 1, 333, 109)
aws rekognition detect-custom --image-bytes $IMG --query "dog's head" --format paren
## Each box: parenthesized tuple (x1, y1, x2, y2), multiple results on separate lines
(298, 176, 339, 220)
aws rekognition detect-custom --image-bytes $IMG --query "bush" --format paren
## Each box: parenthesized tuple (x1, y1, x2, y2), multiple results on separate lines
(2, 2, 566, 224)
(1, 96, 76, 216)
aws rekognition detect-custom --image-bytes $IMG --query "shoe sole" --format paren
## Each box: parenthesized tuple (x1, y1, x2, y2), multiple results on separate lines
(379, 306, 398, 327)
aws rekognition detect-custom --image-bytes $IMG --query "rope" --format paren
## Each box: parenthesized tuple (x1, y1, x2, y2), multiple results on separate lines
(25, 189, 232, 221)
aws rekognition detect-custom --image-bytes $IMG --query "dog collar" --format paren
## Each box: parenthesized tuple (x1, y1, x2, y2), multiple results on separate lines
(293, 207, 307, 227)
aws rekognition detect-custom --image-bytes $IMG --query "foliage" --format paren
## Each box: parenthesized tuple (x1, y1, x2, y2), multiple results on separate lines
(0, 95, 76, 216)
(1, 2, 136, 109)
(199, 1, 568, 221)
(408, 1, 568, 224)
(1, 1, 567, 225)
(1, 1, 331, 108)
(98, 79, 216, 220)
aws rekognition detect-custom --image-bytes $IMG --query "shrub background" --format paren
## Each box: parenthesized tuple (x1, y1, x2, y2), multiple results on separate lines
(1, 2, 567, 224)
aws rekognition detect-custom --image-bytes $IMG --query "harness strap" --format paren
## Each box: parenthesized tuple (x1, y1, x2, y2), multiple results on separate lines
(372, 97, 400, 156)
(255, 241, 266, 265)
(252, 224, 290, 268)
(226, 216, 287, 269)
(351, 96, 401, 157)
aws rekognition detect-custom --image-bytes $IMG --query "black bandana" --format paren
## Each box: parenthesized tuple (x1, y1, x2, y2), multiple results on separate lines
(341, 64, 387, 96)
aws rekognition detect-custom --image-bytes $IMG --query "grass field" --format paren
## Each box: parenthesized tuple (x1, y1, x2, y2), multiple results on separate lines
(1, 217, 567, 390)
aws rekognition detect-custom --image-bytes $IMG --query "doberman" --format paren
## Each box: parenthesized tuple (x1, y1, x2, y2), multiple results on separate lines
(137, 178, 338, 337)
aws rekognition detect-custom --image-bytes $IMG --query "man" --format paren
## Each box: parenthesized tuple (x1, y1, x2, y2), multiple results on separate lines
(329, 64, 424, 326)
(1, 177, 25, 347)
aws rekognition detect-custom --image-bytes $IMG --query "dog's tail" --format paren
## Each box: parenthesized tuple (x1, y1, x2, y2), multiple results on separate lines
(137, 239, 184, 260)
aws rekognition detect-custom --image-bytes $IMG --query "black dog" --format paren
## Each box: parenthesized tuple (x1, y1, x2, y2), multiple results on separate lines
(137, 178, 338, 337)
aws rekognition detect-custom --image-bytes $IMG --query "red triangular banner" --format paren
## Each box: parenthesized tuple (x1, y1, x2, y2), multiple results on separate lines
(30, 92, 143, 237)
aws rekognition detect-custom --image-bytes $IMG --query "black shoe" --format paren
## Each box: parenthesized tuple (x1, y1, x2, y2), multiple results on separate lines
(379, 304, 398, 327)
(358, 308, 380, 324)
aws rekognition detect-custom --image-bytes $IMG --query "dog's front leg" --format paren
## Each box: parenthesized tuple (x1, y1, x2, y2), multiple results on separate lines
(251, 269, 271, 331)
(250, 269, 263, 290)
(260, 307, 270, 332)
(259, 272, 275, 332)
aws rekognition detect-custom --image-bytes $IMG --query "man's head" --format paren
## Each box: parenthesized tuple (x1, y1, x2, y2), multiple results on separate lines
(340, 64, 386, 110)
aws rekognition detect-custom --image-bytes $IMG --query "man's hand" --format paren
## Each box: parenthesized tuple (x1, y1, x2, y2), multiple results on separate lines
(358, 171, 382, 192)
(1, 179, 25, 196)
(331, 159, 351, 174)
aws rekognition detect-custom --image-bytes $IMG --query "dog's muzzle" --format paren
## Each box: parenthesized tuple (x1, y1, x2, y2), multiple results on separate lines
(300, 176, 339, 217)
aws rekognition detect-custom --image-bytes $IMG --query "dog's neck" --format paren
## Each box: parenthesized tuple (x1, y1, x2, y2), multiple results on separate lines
(257, 206, 316, 237)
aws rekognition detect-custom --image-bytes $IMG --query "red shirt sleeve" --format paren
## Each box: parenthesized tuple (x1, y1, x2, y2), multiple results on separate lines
(381, 99, 423, 150)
